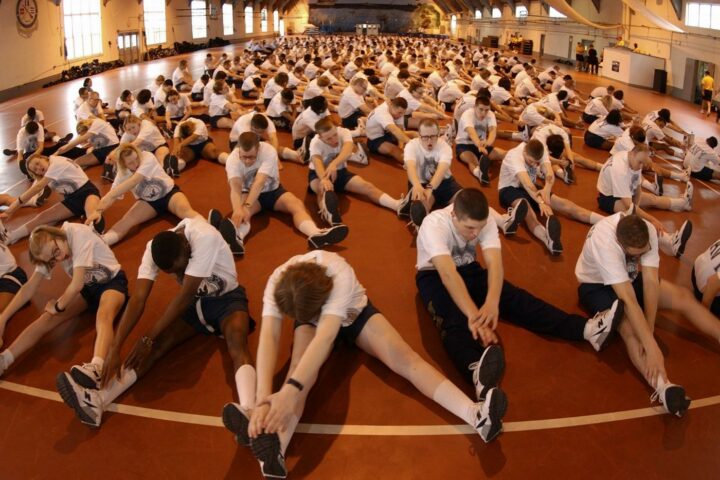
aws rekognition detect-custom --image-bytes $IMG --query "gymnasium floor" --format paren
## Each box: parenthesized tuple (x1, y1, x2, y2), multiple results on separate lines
(0, 44, 719, 479)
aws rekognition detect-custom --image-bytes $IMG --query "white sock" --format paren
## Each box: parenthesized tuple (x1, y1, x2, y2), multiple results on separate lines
(91, 356, 104, 369)
(102, 230, 120, 246)
(235, 221, 251, 240)
(589, 212, 604, 224)
(281, 148, 299, 161)
(178, 159, 187, 171)
(99, 368, 138, 408)
(641, 179, 655, 192)
(655, 375, 669, 391)
(1, 350, 15, 367)
(532, 225, 546, 242)
(298, 220, 322, 237)
(52, 135, 61, 143)
(7, 225, 29, 245)
(279, 414, 300, 455)
(668, 197, 686, 212)
(431, 379, 476, 426)
(658, 231, 673, 255)
(234, 364, 256, 410)
(218, 152, 228, 165)
(378, 193, 400, 211)
(489, 209, 505, 230)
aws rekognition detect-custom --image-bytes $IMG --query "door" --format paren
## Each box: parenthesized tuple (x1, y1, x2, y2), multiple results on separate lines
(118, 32, 140, 65)
(695, 61, 715, 105)
(567, 35, 574, 59)
(540, 34, 545, 57)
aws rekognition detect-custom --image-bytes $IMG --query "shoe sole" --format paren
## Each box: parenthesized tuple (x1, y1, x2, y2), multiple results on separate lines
(208, 209, 222, 230)
(250, 432, 287, 478)
(482, 388, 509, 443)
(597, 300, 625, 351)
(674, 221, 693, 258)
(664, 386, 691, 418)
(70, 366, 100, 390)
(35, 187, 52, 207)
(546, 216, 563, 255)
(169, 156, 180, 177)
(476, 345, 506, 401)
(505, 200, 528, 236)
(221, 403, 250, 447)
(308, 225, 349, 249)
(219, 220, 245, 255)
(564, 165, 575, 184)
(479, 156, 491, 185)
(56, 373, 99, 427)
(93, 216, 106, 235)
(409, 201, 427, 228)
(398, 195, 412, 218)
(323, 191, 342, 225)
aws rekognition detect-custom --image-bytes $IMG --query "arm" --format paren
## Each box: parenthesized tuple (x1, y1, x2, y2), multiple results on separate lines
(517, 170, 553, 217)
(405, 159, 428, 200)
(3, 177, 51, 217)
(323, 141, 354, 180)
(228, 177, 248, 226)
(46, 266, 86, 315)
(702, 274, 720, 309)
(642, 266, 660, 331)
(144, 275, 202, 339)
(249, 314, 282, 436)
(56, 132, 90, 154)
(386, 124, 411, 145)
(477, 247, 503, 330)
(0, 270, 44, 332)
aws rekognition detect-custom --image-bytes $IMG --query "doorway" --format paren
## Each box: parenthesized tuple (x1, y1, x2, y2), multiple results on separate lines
(118, 32, 140, 65)
(567, 35, 574, 59)
(694, 61, 715, 105)
(540, 34, 545, 57)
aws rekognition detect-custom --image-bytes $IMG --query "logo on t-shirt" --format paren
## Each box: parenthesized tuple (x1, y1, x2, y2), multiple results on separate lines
(137, 178, 168, 201)
(50, 179, 79, 195)
(197, 273, 226, 297)
(451, 243, 476, 267)
(421, 156, 437, 182)
(90, 135, 109, 149)
(84, 264, 113, 285)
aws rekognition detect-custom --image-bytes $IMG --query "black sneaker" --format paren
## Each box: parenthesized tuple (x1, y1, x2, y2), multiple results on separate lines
(504, 199, 528, 236)
(33, 186, 52, 207)
(672, 220, 693, 258)
(319, 191, 342, 225)
(545, 215, 563, 255)
(101, 163, 116, 182)
(409, 201, 427, 228)
(222, 403, 250, 447)
(164, 155, 180, 177)
(308, 224, 349, 249)
(397, 192, 411, 217)
(219, 219, 245, 255)
(563, 163, 575, 184)
(469, 345, 506, 402)
(653, 384, 691, 418)
(3, 149, 17, 156)
(207, 208, 223, 230)
(60, 133, 74, 144)
(654, 171, 664, 197)
(473, 387, 509, 443)
(250, 431, 287, 478)
(93, 215, 105, 234)
(479, 155, 491, 185)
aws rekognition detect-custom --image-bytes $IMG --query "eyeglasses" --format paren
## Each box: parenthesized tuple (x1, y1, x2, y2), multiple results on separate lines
(420, 135, 439, 141)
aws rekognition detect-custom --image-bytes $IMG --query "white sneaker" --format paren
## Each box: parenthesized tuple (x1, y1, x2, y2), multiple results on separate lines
(468, 345, 505, 402)
(503, 199, 528, 236)
(472, 165, 482, 182)
(671, 220, 693, 258)
(545, 215, 563, 255)
(222, 403, 251, 447)
(348, 144, 369, 165)
(586, 299, 624, 352)
(651, 383, 691, 418)
(70, 362, 103, 389)
(683, 182, 694, 211)
(56, 372, 103, 427)
(471, 387, 508, 443)
(653, 172, 664, 196)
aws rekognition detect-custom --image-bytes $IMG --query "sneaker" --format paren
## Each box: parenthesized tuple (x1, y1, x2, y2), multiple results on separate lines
(468, 345, 506, 402)
(683, 182, 694, 211)
(164, 155, 180, 177)
(409, 201, 427, 228)
(396, 192, 411, 217)
(348, 144, 369, 165)
(503, 199, 528, 236)
(472, 165, 482, 182)
(70, 362, 103, 389)
(472, 387, 508, 443)
(586, 299, 624, 352)
(478, 155, 491, 185)
(545, 215, 563, 255)
(250, 431, 287, 479)
(319, 191, 342, 226)
(56, 372, 103, 427)
(93, 215, 106, 234)
(308, 224, 349, 249)
(28, 185, 52, 207)
(60, 133, 74, 144)
(101, 163, 116, 182)
(563, 163, 575, 184)
(296, 141, 307, 165)
(651, 384, 691, 418)
(3, 149, 17, 156)
(219, 219, 245, 256)
(208, 208, 223, 230)
(222, 403, 250, 447)
(671, 220, 693, 258)
(653, 171, 664, 196)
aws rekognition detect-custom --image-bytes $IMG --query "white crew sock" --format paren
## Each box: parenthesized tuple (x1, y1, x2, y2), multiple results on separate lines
(589, 212, 604, 224)
(52, 135, 61, 143)
(218, 152, 228, 165)
(668, 197, 686, 212)
(1, 350, 15, 367)
(235, 221, 251, 240)
(99, 368, 138, 407)
(531, 225, 547, 242)
(658, 231, 673, 255)
(281, 148, 299, 161)
(234, 364, 256, 410)
(102, 230, 120, 246)
(279, 414, 300, 455)
(431, 379, 477, 426)
(7, 225, 29, 245)
(178, 159, 187, 171)
(91, 356, 104, 369)
(378, 193, 400, 211)
(298, 220, 322, 237)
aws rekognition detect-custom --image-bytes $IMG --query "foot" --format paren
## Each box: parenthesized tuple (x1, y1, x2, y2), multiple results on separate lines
(348, 143, 369, 165)
(70, 362, 103, 389)
(563, 163, 575, 184)
(207, 208, 223, 230)
(396, 192, 411, 217)
(683, 182, 693, 211)
(503, 199, 528, 236)
(60, 133, 74, 144)
(164, 155, 180, 177)
(409, 201, 427, 228)
(219, 219, 245, 256)
(3, 149, 17, 156)
(545, 215, 563, 255)
(222, 403, 250, 447)
(27, 186, 52, 207)
(653, 171, 664, 196)
(101, 163, 116, 182)
(250, 430, 287, 479)
(308, 224, 349, 249)
(468, 345, 506, 402)
(479, 155, 491, 185)
(586, 299, 624, 352)
(472, 387, 508, 443)
(319, 191, 342, 226)
(56, 372, 103, 427)
(652, 384, 691, 418)
(671, 220, 693, 258)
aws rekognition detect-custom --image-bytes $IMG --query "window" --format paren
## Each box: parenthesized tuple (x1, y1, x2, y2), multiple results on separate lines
(144, 0, 166, 45)
(63, 0, 102, 60)
(261, 8, 268, 32)
(279, 19, 285, 36)
(516, 5, 528, 17)
(191, 0, 207, 38)
(245, 5, 253, 34)
(273, 10, 279, 32)
(548, 7, 567, 18)
(450, 14, 457, 33)
(223, 3, 233, 35)
(475, 9, 482, 19)
(492, 7, 501, 18)
(685, 2, 720, 30)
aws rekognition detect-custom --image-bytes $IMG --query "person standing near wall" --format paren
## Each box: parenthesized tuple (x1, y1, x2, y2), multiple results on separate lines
(700, 70, 714, 117)
(575, 43, 586, 72)
(587, 45, 599, 75)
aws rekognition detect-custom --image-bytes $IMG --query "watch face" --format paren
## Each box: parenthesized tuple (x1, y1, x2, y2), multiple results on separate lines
(17, 0, 38, 29)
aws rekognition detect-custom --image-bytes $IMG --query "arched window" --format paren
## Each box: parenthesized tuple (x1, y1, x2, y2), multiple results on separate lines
(450, 14, 457, 34)
(245, 5, 253, 34)
(474, 9, 482, 19)
(492, 7, 501, 18)
(273, 10, 279, 32)
(261, 8, 268, 32)
(63, 0, 102, 59)
(144, 0, 167, 45)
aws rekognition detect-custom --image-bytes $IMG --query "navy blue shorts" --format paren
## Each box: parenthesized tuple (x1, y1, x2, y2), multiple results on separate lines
(408, 177, 462, 208)
(190, 92, 203, 101)
(210, 114, 231, 128)
(258, 185, 288, 211)
(499, 186, 540, 213)
(597, 193, 621, 214)
(367, 133, 397, 154)
(582, 113, 598, 124)
(146, 185, 182, 215)
(188, 139, 211, 160)
(62, 181, 100, 217)
(578, 274, 644, 315)
(0, 267, 27, 294)
(293, 301, 379, 346)
(92, 144, 118, 164)
(80, 270, 129, 310)
(308, 168, 355, 193)
(156, 105, 166, 117)
(691, 167, 715, 181)
(455, 143, 494, 159)
(584, 130, 606, 149)
(182, 286, 255, 336)
(692, 267, 720, 317)
(341, 111, 363, 129)
(269, 116, 290, 131)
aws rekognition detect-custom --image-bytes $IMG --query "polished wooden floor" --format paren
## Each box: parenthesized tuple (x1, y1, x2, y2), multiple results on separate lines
(0, 44, 719, 479)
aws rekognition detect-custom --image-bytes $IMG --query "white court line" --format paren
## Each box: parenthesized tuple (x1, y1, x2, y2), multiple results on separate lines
(2, 379, 719, 435)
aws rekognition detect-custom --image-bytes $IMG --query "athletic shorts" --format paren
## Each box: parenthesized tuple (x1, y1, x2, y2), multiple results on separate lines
(241, 90, 254, 98)
(578, 274, 644, 315)
(308, 168, 355, 193)
(499, 186, 541, 213)
(146, 186, 182, 215)
(80, 270, 129, 310)
(408, 177, 462, 209)
(156, 105, 166, 116)
(210, 114, 231, 128)
(0, 267, 27, 294)
(597, 193, 621, 214)
(258, 185, 288, 212)
(293, 300, 379, 346)
(582, 113, 598, 125)
(341, 111, 363, 129)
(187, 139, 211, 159)
(153, 143, 169, 154)
(584, 130, 606, 149)
(269, 116, 290, 131)
(455, 143, 494, 159)
(190, 92, 204, 101)
(703, 89, 713, 102)
(92, 144, 118, 164)
(576, 54, 585, 62)
(442, 101, 454, 112)
(691, 267, 720, 317)
(367, 133, 397, 154)
(174, 81, 188, 90)
(691, 167, 715, 181)
(182, 286, 255, 337)
(61, 181, 101, 217)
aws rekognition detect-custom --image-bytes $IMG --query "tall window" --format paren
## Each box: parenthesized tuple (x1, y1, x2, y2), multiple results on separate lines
(273, 10, 279, 32)
(245, 5, 253, 34)
(261, 8, 268, 32)
(450, 14, 457, 33)
(191, 0, 207, 38)
(223, 3, 234, 35)
(492, 7, 501, 18)
(144, 0, 166, 45)
(685, 2, 720, 30)
(548, 7, 567, 18)
(63, 0, 102, 60)
(475, 9, 482, 19)
(516, 5, 528, 17)
(279, 19, 285, 36)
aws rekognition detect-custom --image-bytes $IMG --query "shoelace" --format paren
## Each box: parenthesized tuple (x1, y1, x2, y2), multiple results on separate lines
(649, 390, 661, 404)
(468, 361, 481, 389)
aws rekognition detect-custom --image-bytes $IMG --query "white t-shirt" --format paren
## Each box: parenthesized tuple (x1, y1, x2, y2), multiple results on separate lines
(16, 125, 45, 153)
(498, 142, 550, 190)
(263, 77, 284, 100)
(21, 110, 45, 126)
(165, 95, 190, 119)
(366, 102, 403, 141)
(138, 217, 238, 298)
(191, 79, 206, 94)
(694, 239, 720, 292)
(489, 85, 512, 104)
(416, 205, 501, 270)
(262, 251, 367, 326)
(120, 119, 165, 152)
(642, 119, 666, 143)
(609, 128, 644, 156)
(225, 141, 280, 193)
(131, 99, 154, 117)
(397, 89, 422, 114)
(404, 137, 453, 183)
(438, 82, 464, 104)
(514, 79, 537, 99)
(37, 222, 121, 285)
(384, 76, 405, 100)
(338, 86, 365, 119)
(471, 75, 490, 92)
(588, 117, 624, 139)
(308, 127, 353, 171)
(302, 79, 326, 100)
(172, 67, 189, 85)
(44, 155, 90, 194)
(75, 101, 103, 121)
(114, 151, 175, 202)
(209, 93, 232, 117)
(584, 98, 609, 117)
(519, 103, 548, 127)
(455, 108, 497, 145)
(575, 213, 659, 285)
(597, 151, 641, 199)
(0, 222, 17, 276)
(87, 119, 119, 148)
(173, 118, 209, 145)
(229, 112, 275, 143)
(684, 140, 720, 173)
(266, 92, 291, 117)
(292, 107, 329, 140)
(154, 87, 169, 108)
(531, 123, 570, 147)
(590, 86, 608, 98)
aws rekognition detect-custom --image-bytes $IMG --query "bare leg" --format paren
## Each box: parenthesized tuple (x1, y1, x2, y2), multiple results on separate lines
(92, 289, 126, 360)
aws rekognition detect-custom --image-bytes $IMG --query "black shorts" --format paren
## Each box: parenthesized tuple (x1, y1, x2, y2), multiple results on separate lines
(210, 114, 231, 128)
(241, 90, 254, 98)
(258, 185, 288, 211)
(408, 177, 462, 208)
(576, 54, 585, 62)
(341, 111, 363, 129)
(269, 116, 290, 131)
(264, 98, 272, 108)
(190, 92, 204, 101)
(92, 144, 118, 164)
(691, 167, 715, 181)
(182, 286, 255, 336)
(597, 193, 621, 214)
(62, 181, 100, 217)
(152, 143, 169, 154)
(146, 185, 182, 215)
(582, 113, 598, 124)
(455, 143, 494, 159)
(499, 186, 541, 213)
(156, 105, 166, 116)
(578, 274, 644, 315)
(584, 130, 606, 149)
(0, 267, 27, 294)
(703, 89, 713, 101)
(293, 301, 379, 346)
(174, 82, 188, 90)
(308, 168, 355, 193)
(367, 133, 397, 154)
(187, 139, 211, 159)
(692, 267, 720, 317)
(80, 270, 129, 310)
(442, 101, 454, 112)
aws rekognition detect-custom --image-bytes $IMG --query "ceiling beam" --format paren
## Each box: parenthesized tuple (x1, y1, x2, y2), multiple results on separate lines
(591, 0, 600, 13)
(669, 0, 682, 21)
